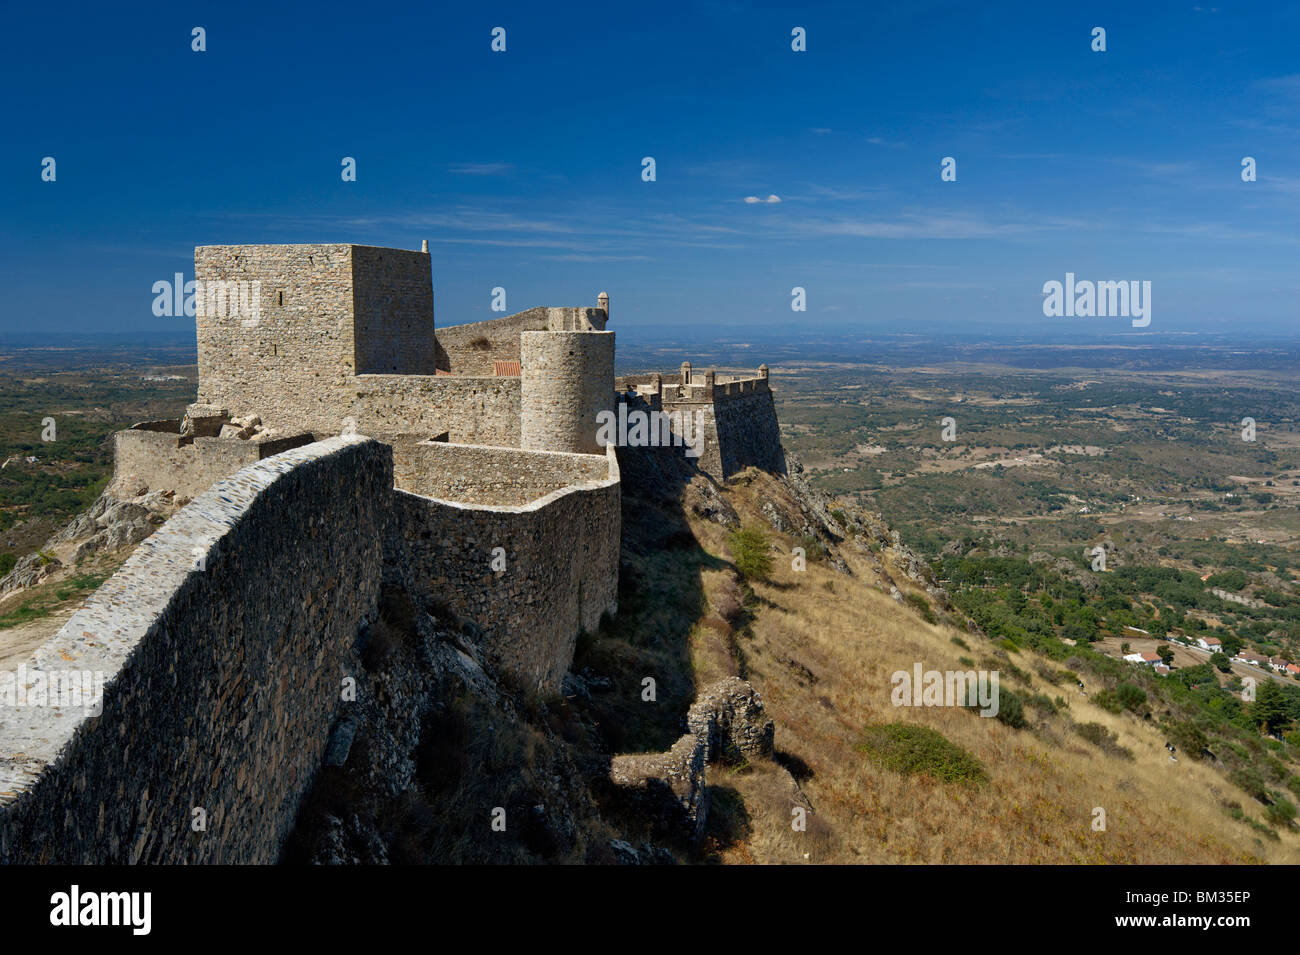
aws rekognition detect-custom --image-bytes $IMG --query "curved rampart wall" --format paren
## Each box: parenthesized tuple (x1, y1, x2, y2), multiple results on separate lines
(388, 444, 620, 693)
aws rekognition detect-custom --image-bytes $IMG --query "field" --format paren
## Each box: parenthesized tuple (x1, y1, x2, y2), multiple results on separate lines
(0, 342, 194, 573)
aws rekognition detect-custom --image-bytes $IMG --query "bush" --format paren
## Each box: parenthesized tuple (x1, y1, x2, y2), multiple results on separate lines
(797, 534, 828, 563)
(858, 723, 986, 785)
(1164, 720, 1208, 759)
(1265, 796, 1296, 828)
(728, 526, 773, 581)
(904, 591, 936, 624)
(0, 553, 13, 578)
(1115, 682, 1147, 712)
(1230, 768, 1269, 803)
(1075, 721, 1133, 759)
(993, 688, 1027, 728)
(1092, 689, 1123, 714)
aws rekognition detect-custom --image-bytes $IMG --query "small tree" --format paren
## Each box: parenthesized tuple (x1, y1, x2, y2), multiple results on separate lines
(1254, 681, 1293, 735)
(729, 525, 773, 581)
(1157, 644, 1175, 666)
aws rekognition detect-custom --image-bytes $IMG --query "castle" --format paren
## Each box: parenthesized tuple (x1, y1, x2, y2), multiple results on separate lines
(0, 242, 784, 863)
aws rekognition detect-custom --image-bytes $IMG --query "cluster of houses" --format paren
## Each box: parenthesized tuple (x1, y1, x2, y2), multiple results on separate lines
(1118, 631, 1300, 680)
(1193, 635, 1300, 676)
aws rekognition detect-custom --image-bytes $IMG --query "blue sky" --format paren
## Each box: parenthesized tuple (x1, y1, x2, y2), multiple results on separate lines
(2, 0, 1299, 340)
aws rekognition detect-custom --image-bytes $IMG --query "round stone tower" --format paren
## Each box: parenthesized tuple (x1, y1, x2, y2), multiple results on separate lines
(520, 330, 615, 454)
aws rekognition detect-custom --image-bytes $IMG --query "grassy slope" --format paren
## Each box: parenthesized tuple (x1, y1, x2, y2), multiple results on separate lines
(624, 467, 1300, 864)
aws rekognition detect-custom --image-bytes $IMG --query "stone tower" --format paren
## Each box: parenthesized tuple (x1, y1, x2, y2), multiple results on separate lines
(520, 330, 615, 454)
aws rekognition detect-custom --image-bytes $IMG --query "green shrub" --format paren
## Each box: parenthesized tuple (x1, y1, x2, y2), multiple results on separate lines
(1075, 721, 1134, 759)
(0, 553, 13, 577)
(904, 591, 937, 624)
(797, 534, 828, 563)
(1164, 720, 1208, 759)
(858, 723, 986, 785)
(1230, 767, 1269, 803)
(1115, 682, 1147, 712)
(1092, 689, 1124, 714)
(728, 526, 773, 581)
(1265, 796, 1296, 828)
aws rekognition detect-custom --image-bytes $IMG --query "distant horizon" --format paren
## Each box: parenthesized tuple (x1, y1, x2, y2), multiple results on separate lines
(4, 2, 1300, 339)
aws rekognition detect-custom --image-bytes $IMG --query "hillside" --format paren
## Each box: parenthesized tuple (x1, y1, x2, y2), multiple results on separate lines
(559, 441, 1297, 862)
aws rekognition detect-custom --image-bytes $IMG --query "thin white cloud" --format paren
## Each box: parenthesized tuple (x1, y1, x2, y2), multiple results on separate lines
(743, 194, 782, 204)
(447, 163, 514, 176)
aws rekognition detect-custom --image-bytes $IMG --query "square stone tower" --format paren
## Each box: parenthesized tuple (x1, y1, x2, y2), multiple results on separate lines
(194, 244, 434, 435)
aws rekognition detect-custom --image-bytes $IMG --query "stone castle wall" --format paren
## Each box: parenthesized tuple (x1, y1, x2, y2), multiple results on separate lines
(712, 388, 786, 478)
(521, 330, 615, 455)
(389, 444, 620, 693)
(352, 375, 520, 446)
(0, 437, 392, 864)
(393, 440, 610, 505)
(110, 425, 314, 501)
(642, 369, 784, 481)
(436, 307, 608, 375)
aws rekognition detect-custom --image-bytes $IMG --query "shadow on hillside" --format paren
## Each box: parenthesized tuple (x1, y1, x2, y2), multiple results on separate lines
(571, 443, 727, 755)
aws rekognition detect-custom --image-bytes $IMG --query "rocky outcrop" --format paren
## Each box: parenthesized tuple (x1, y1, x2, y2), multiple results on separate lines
(0, 490, 173, 598)
(0, 552, 61, 598)
(683, 474, 739, 528)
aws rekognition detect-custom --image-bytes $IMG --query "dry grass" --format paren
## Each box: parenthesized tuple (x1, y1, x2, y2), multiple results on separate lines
(686, 475, 1300, 864)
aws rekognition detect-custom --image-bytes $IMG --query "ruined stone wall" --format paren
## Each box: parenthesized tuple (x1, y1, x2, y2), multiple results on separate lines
(436, 307, 608, 374)
(195, 244, 359, 436)
(352, 375, 521, 446)
(351, 246, 436, 375)
(609, 678, 775, 842)
(0, 437, 392, 864)
(520, 330, 615, 455)
(393, 440, 610, 505)
(388, 444, 620, 693)
(110, 426, 314, 501)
